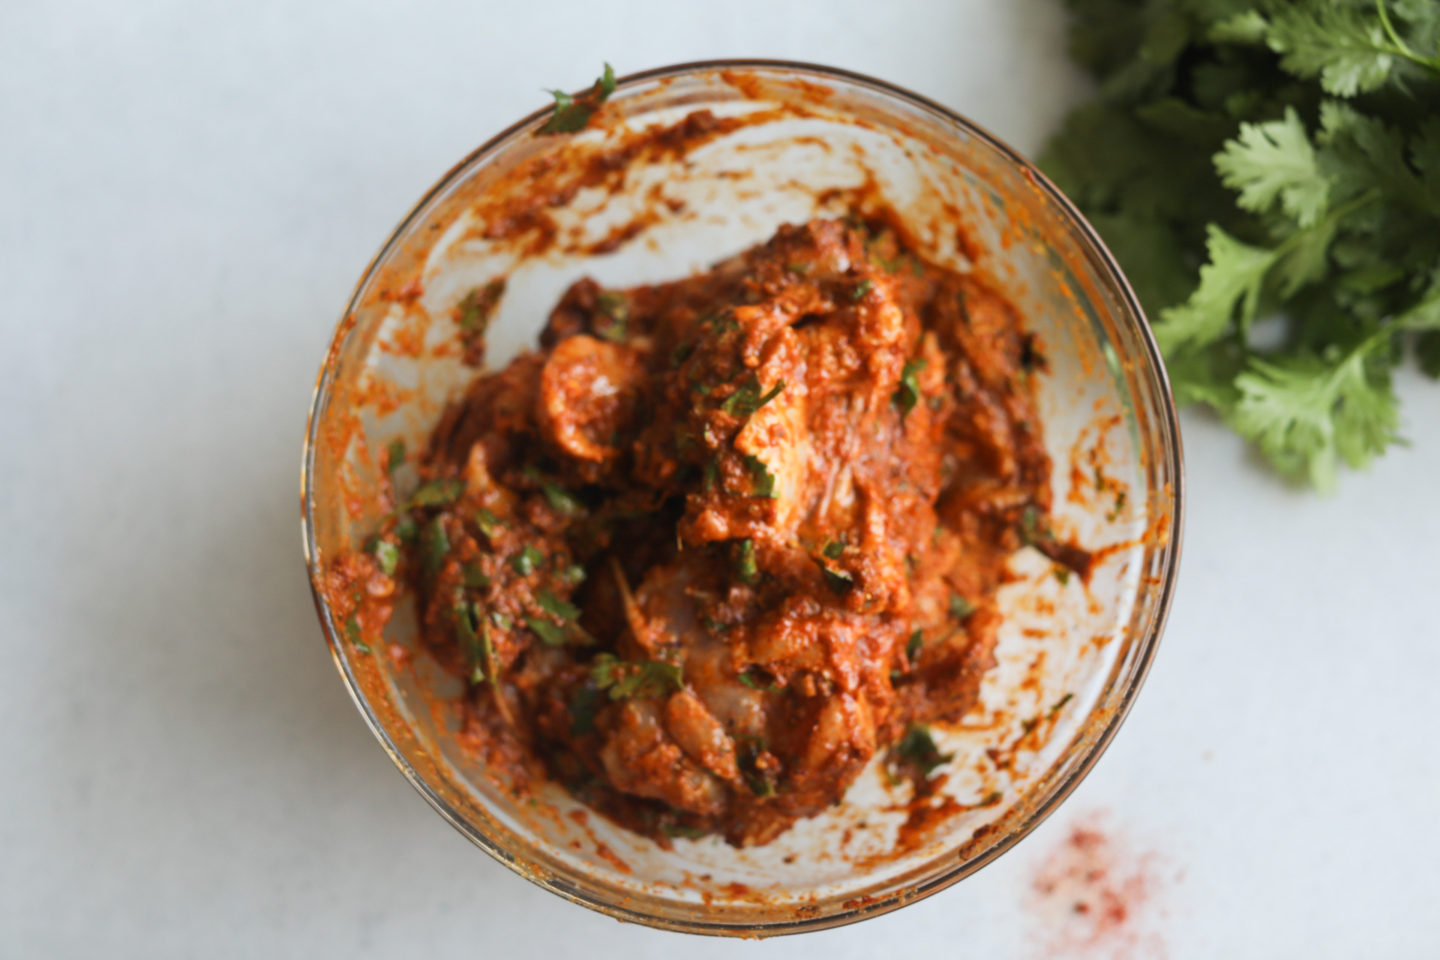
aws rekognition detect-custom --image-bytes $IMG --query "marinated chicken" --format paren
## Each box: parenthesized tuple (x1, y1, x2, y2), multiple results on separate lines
(357, 217, 1076, 846)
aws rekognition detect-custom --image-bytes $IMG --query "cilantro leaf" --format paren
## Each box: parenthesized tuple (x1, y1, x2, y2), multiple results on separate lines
(1267, 4, 1397, 96)
(538, 63, 617, 135)
(889, 724, 952, 779)
(1154, 225, 1277, 353)
(595, 290, 629, 343)
(892, 357, 926, 418)
(1216, 108, 1329, 226)
(368, 537, 400, 577)
(523, 466, 583, 516)
(458, 278, 505, 334)
(905, 629, 923, 664)
(343, 615, 371, 654)
(511, 545, 545, 576)
(741, 454, 778, 499)
(591, 653, 684, 700)
(1230, 341, 1401, 490)
(735, 539, 759, 585)
(536, 589, 581, 622)
(720, 376, 784, 419)
(408, 477, 465, 509)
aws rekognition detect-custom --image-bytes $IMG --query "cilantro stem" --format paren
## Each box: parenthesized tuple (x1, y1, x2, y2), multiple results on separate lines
(1375, 0, 1440, 72)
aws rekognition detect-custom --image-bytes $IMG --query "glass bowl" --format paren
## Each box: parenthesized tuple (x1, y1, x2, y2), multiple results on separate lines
(300, 60, 1183, 937)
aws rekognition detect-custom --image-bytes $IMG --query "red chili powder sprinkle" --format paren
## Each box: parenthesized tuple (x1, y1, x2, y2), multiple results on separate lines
(1028, 811, 1170, 959)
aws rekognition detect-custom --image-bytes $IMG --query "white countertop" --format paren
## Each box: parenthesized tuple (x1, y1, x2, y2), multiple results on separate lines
(4, 1, 1438, 956)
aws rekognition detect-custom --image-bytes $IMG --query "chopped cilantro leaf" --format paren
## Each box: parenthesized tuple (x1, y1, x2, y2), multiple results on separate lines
(461, 562, 490, 589)
(851, 278, 874, 301)
(409, 477, 465, 509)
(720, 376, 785, 419)
(741, 454, 778, 498)
(511, 545, 545, 576)
(738, 667, 779, 691)
(458, 278, 506, 334)
(892, 357, 926, 418)
(419, 516, 450, 581)
(592, 653, 684, 700)
(906, 629, 923, 665)
(890, 724, 952, 778)
(949, 593, 976, 619)
(536, 590, 581, 622)
(738, 739, 777, 797)
(368, 537, 400, 577)
(475, 508, 503, 540)
(735, 539, 759, 585)
(822, 565, 853, 594)
(524, 467, 583, 516)
(525, 616, 570, 647)
(538, 63, 617, 135)
(343, 615, 371, 654)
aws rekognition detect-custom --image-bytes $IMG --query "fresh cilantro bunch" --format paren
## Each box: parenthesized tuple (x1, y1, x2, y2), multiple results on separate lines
(1041, 0, 1440, 489)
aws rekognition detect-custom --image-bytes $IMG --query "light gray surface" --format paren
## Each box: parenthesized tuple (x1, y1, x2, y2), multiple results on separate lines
(3, 1, 1438, 956)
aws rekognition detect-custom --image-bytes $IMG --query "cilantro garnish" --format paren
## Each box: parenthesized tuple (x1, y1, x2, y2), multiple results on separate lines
(408, 477, 465, 509)
(738, 739, 777, 797)
(821, 564, 853, 594)
(452, 597, 489, 684)
(475, 508, 503, 541)
(343, 614, 371, 654)
(906, 629, 923, 665)
(735, 538, 759, 585)
(949, 593, 975, 619)
(595, 290, 630, 343)
(538, 63, 617, 135)
(892, 357, 926, 418)
(889, 724, 952, 779)
(367, 536, 400, 577)
(525, 617, 569, 647)
(1040, 0, 1440, 488)
(511, 545, 545, 576)
(419, 516, 450, 581)
(738, 667, 779, 691)
(719, 375, 785, 419)
(457, 278, 506, 334)
(591, 653, 684, 700)
(741, 454, 778, 498)
(523, 466, 583, 517)
(536, 589, 581, 622)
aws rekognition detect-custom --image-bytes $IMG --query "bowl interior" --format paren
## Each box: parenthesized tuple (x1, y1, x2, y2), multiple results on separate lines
(302, 62, 1181, 935)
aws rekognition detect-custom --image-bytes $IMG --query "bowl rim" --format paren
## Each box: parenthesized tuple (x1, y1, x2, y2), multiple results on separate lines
(300, 57, 1185, 937)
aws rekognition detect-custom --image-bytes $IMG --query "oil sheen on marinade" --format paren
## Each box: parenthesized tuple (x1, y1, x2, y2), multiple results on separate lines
(360, 217, 1082, 847)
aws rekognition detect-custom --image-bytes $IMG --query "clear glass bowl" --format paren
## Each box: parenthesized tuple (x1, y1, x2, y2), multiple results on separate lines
(301, 60, 1183, 937)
